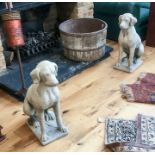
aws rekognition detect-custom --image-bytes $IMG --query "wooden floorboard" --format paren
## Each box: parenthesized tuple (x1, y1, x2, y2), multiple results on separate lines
(1, 40, 155, 151)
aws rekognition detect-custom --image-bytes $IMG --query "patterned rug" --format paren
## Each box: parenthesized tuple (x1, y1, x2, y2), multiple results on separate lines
(105, 114, 155, 152)
(120, 72, 155, 103)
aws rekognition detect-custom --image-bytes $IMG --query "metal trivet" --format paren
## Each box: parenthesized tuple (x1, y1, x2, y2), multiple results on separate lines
(0, 125, 6, 142)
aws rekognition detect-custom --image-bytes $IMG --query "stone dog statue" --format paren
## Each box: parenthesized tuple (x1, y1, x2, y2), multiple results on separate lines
(23, 60, 68, 145)
(114, 13, 144, 72)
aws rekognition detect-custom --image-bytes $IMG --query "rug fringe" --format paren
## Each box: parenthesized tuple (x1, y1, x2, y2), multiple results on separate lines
(138, 72, 147, 81)
(120, 83, 135, 102)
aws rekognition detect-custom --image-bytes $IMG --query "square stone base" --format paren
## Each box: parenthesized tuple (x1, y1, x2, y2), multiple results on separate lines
(113, 59, 143, 73)
(27, 112, 68, 146)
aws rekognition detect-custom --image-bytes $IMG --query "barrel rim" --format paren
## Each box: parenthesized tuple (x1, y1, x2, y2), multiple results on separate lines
(59, 18, 108, 37)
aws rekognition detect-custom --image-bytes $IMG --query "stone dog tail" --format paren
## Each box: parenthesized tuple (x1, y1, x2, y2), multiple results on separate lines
(135, 43, 144, 59)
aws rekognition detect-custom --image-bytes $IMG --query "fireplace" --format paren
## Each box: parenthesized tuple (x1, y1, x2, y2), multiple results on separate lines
(0, 2, 94, 69)
(0, 2, 113, 100)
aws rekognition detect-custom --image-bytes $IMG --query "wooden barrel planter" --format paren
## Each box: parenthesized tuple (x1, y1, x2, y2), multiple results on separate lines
(59, 18, 107, 61)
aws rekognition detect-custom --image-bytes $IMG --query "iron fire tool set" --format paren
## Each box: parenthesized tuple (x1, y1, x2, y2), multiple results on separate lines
(0, 125, 5, 142)
(1, 2, 26, 95)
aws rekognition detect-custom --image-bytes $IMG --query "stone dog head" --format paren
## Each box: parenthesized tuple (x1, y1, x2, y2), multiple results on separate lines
(30, 60, 59, 86)
(119, 13, 137, 30)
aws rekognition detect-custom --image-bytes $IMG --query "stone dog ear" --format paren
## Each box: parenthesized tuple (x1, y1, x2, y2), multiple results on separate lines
(49, 62, 58, 77)
(130, 15, 137, 26)
(30, 68, 40, 84)
(118, 15, 123, 23)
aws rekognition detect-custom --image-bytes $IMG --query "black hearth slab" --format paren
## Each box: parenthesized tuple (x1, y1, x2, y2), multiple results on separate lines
(0, 2, 53, 13)
(0, 45, 113, 101)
